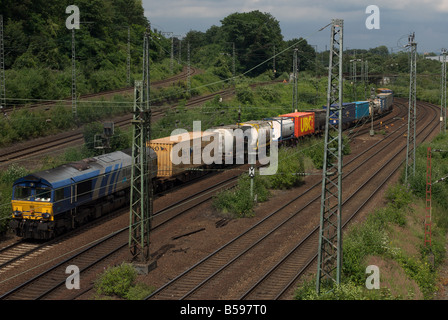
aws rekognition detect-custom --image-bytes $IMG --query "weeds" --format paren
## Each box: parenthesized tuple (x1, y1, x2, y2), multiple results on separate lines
(94, 263, 155, 300)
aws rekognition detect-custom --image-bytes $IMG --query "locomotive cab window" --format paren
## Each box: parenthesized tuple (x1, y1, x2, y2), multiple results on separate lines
(35, 187, 51, 202)
(54, 188, 65, 203)
(77, 180, 92, 200)
(14, 186, 32, 200)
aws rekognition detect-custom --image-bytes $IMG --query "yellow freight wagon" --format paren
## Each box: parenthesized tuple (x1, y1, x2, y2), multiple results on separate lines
(149, 131, 218, 179)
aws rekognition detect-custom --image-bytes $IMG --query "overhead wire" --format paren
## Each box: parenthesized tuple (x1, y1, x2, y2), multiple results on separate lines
(0, 22, 335, 227)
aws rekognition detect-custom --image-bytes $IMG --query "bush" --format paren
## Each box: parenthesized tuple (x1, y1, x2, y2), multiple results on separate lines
(342, 214, 389, 285)
(0, 164, 29, 184)
(266, 147, 304, 189)
(213, 173, 270, 218)
(301, 137, 325, 169)
(94, 263, 155, 300)
(235, 84, 254, 105)
(94, 263, 137, 298)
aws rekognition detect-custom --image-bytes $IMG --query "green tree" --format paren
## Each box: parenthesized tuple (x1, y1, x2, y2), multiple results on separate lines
(220, 11, 283, 76)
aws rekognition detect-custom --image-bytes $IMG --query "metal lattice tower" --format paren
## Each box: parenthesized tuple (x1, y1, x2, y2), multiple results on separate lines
(405, 33, 417, 183)
(129, 29, 153, 263)
(127, 26, 131, 86)
(170, 36, 174, 74)
(440, 49, 447, 134)
(232, 42, 236, 84)
(350, 58, 361, 101)
(364, 60, 369, 100)
(292, 48, 298, 112)
(178, 37, 181, 64)
(71, 28, 77, 119)
(187, 42, 191, 93)
(425, 147, 432, 247)
(0, 15, 6, 112)
(161, 32, 173, 74)
(316, 19, 344, 294)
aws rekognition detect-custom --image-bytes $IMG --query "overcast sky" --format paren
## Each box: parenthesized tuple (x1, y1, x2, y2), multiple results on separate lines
(142, 0, 448, 54)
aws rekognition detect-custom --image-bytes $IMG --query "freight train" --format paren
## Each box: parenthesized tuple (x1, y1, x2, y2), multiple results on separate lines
(9, 90, 393, 239)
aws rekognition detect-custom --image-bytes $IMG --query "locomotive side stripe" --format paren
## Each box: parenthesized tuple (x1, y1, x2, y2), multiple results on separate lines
(99, 166, 112, 198)
(107, 164, 120, 194)
(112, 163, 123, 193)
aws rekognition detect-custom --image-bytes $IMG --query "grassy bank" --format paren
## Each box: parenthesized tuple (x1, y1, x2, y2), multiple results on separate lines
(294, 132, 448, 300)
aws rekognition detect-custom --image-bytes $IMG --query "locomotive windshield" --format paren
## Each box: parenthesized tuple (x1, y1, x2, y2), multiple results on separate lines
(13, 185, 52, 202)
(35, 187, 51, 201)
(14, 186, 32, 200)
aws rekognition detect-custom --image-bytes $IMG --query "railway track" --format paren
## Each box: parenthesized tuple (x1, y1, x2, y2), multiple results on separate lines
(0, 241, 46, 274)
(1, 98, 437, 301)
(0, 68, 200, 166)
(144, 99, 439, 300)
(0, 165, 247, 299)
(0, 73, 277, 168)
(4, 67, 199, 113)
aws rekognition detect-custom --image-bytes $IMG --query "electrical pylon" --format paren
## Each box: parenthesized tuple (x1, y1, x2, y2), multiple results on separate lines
(129, 28, 155, 270)
(127, 26, 131, 86)
(187, 42, 191, 94)
(292, 48, 298, 112)
(405, 33, 417, 183)
(440, 49, 447, 134)
(0, 15, 6, 112)
(316, 18, 344, 295)
(425, 147, 432, 247)
(71, 28, 77, 119)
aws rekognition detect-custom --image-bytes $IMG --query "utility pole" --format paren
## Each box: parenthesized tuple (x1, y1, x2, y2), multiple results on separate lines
(364, 60, 369, 100)
(129, 27, 156, 274)
(71, 28, 77, 120)
(170, 35, 174, 74)
(292, 48, 298, 112)
(440, 49, 447, 134)
(173, 35, 181, 65)
(187, 42, 191, 94)
(0, 15, 6, 113)
(311, 45, 318, 78)
(425, 147, 432, 247)
(232, 42, 236, 86)
(350, 59, 361, 101)
(127, 26, 131, 86)
(405, 33, 417, 183)
(316, 19, 344, 295)
(273, 44, 276, 74)
(161, 32, 173, 74)
(178, 36, 182, 64)
(370, 87, 375, 136)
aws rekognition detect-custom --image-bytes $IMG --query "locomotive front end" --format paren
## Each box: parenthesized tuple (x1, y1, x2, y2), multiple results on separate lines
(10, 179, 55, 239)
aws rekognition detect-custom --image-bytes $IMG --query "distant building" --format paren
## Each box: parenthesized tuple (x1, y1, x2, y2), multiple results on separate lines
(425, 56, 445, 62)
